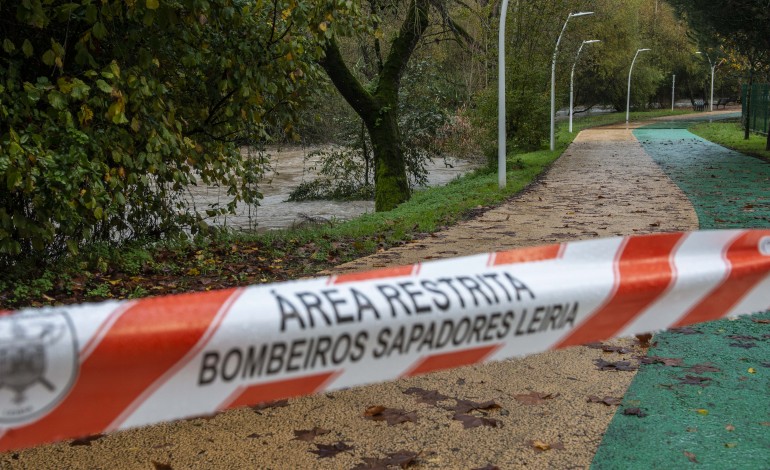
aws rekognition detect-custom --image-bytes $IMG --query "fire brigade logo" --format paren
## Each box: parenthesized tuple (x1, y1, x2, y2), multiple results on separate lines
(760, 236, 770, 256)
(0, 311, 78, 424)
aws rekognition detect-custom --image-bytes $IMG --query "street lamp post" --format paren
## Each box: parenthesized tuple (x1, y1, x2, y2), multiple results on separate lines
(626, 48, 651, 123)
(569, 39, 600, 133)
(696, 51, 725, 112)
(497, 0, 511, 189)
(671, 74, 676, 111)
(550, 11, 593, 150)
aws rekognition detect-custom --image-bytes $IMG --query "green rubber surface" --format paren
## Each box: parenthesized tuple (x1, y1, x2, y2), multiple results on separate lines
(592, 117, 770, 469)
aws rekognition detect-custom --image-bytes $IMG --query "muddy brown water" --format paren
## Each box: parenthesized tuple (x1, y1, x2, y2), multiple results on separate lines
(185, 147, 477, 231)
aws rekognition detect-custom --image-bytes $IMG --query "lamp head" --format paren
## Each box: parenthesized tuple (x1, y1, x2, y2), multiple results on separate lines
(570, 11, 594, 17)
(639, 48, 651, 52)
(584, 40, 601, 44)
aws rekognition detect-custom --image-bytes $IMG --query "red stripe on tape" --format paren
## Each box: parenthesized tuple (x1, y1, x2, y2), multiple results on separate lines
(674, 230, 770, 326)
(223, 371, 339, 409)
(489, 244, 563, 266)
(0, 288, 238, 451)
(331, 265, 418, 284)
(556, 232, 685, 348)
(403, 344, 501, 377)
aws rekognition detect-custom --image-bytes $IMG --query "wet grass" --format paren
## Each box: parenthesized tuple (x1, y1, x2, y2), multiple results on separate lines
(688, 119, 770, 162)
(1, 108, 693, 309)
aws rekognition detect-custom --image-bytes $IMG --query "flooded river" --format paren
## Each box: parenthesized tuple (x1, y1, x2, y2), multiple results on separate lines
(186, 147, 477, 231)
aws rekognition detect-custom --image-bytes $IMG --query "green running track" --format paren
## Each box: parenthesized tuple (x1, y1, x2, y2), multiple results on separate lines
(592, 116, 770, 469)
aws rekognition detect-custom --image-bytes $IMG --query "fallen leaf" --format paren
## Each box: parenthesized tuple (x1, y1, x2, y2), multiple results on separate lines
(585, 342, 633, 354)
(403, 387, 451, 406)
(669, 326, 702, 335)
(683, 451, 698, 463)
(152, 463, 173, 470)
(293, 427, 330, 442)
(748, 367, 756, 374)
(514, 392, 560, 405)
(309, 441, 354, 458)
(251, 399, 289, 412)
(678, 375, 712, 387)
(453, 413, 501, 429)
(594, 359, 637, 371)
(725, 424, 735, 432)
(623, 407, 647, 418)
(70, 434, 105, 446)
(639, 356, 683, 367)
(727, 334, 758, 341)
(635, 333, 653, 348)
(450, 399, 502, 414)
(587, 395, 623, 406)
(696, 409, 709, 415)
(724, 442, 737, 448)
(353, 450, 419, 469)
(528, 440, 565, 452)
(363, 406, 418, 426)
(751, 318, 770, 324)
(686, 362, 721, 374)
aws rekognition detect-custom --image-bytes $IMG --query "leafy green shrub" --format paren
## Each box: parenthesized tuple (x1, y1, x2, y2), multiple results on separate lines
(0, 0, 362, 263)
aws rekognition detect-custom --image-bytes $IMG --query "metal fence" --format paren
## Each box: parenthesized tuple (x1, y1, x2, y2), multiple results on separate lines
(742, 83, 770, 134)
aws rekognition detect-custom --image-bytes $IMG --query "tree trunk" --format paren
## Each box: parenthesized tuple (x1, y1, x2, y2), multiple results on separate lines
(319, 0, 428, 212)
(365, 107, 410, 211)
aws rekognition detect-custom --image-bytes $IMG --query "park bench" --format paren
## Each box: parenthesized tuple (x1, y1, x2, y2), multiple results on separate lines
(692, 99, 705, 111)
(715, 96, 738, 109)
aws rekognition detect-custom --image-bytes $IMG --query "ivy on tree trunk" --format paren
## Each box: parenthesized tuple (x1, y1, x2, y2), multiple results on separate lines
(320, 0, 430, 211)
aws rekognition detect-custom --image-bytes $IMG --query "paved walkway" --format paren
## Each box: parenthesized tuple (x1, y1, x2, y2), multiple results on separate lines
(2, 111, 765, 469)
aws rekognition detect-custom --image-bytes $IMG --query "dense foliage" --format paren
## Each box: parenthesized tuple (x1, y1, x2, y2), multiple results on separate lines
(0, 0, 359, 260)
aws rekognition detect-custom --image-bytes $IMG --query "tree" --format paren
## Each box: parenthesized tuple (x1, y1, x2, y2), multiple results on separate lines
(319, 0, 475, 212)
(0, 0, 356, 260)
(667, 0, 770, 144)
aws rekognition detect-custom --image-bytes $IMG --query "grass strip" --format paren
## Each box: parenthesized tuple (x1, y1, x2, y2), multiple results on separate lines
(688, 119, 770, 163)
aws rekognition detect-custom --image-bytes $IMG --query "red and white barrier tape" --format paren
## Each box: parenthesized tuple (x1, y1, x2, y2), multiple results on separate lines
(1, 229, 769, 450)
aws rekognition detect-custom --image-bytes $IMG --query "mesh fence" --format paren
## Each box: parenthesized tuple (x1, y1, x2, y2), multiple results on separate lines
(742, 83, 770, 134)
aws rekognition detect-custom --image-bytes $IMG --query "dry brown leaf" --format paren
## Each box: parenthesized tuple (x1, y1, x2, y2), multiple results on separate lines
(363, 406, 418, 426)
(639, 356, 683, 367)
(683, 451, 698, 463)
(594, 359, 637, 371)
(451, 399, 502, 414)
(353, 450, 420, 469)
(623, 407, 648, 418)
(587, 395, 623, 406)
(403, 387, 451, 406)
(251, 399, 289, 412)
(514, 392, 560, 405)
(635, 333, 653, 348)
(686, 362, 721, 374)
(528, 440, 565, 452)
(293, 427, 330, 442)
(69, 434, 105, 447)
(453, 413, 501, 429)
(309, 441, 354, 458)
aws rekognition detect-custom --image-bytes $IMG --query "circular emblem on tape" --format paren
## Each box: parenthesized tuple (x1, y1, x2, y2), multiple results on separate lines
(761, 237, 770, 256)
(0, 311, 78, 424)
